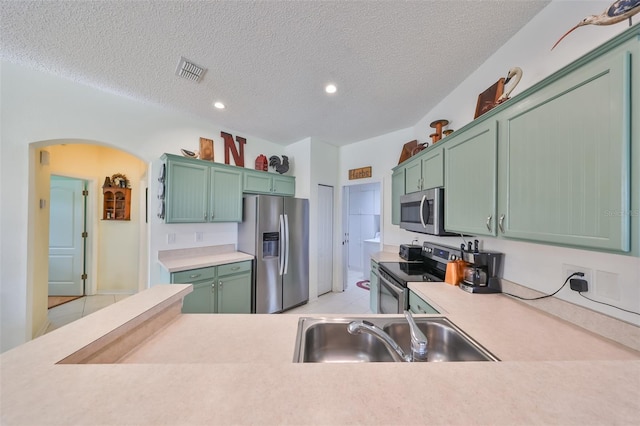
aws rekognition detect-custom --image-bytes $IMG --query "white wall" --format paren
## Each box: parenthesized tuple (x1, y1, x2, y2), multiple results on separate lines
(0, 62, 286, 351)
(339, 1, 640, 325)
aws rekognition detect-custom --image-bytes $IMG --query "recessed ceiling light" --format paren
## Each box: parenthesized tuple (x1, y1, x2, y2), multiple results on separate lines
(325, 84, 337, 94)
(213, 102, 225, 109)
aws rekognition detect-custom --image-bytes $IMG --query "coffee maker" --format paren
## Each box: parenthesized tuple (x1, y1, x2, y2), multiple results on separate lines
(459, 241, 504, 294)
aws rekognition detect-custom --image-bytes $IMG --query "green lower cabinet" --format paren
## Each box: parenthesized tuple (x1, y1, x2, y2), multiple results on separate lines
(217, 272, 252, 313)
(369, 259, 379, 313)
(171, 261, 252, 314)
(408, 290, 438, 315)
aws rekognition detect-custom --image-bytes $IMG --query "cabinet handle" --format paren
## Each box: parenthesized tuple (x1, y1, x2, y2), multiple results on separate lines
(230, 266, 240, 271)
(211, 283, 215, 289)
(204, 213, 207, 220)
(190, 274, 201, 279)
(219, 281, 223, 288)
(486, 215, 492, 232)
(499, 214, 505, 233)
(417, 305, 427, 314)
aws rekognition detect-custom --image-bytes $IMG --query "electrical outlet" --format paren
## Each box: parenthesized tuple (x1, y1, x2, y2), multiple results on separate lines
(195, 232, 204, 242)
(562, 264, 592, 289)
(167, 233, 176, 244)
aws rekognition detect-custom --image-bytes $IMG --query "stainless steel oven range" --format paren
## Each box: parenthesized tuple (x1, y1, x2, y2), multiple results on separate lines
(377, 241, 457, 314)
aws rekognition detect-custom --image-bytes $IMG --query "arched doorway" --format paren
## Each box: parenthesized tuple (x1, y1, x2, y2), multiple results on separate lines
(29, 140, 148, 336)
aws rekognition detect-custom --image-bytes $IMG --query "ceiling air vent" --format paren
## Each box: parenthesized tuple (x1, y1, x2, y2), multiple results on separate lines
(175, 57, 206, 83)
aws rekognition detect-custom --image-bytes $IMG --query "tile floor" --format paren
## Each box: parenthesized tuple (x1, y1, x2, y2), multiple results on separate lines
(45, 269, 373, 333)
(284, 269, 373, 315)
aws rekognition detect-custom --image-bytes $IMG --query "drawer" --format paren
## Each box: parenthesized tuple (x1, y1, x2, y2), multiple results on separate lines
(172, 266, 216, 283)
(408, 290, 439, 314)
(218, 260, 252, 277)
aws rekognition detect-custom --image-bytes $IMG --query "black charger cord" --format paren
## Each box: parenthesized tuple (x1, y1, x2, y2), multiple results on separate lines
(577, 292, 640, 316)
(502, 272, 584, 301)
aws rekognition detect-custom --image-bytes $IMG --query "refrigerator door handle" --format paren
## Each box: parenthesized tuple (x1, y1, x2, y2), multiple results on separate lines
(284, 213, 290, 275)
(279, 214, 285, 276)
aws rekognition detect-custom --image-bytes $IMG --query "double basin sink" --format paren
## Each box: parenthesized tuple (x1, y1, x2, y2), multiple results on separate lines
(293, 316, 498, 363)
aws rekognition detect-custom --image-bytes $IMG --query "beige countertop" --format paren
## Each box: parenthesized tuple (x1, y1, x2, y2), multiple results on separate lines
(157, 244, 254, 272)
(1, 283, 639, 425)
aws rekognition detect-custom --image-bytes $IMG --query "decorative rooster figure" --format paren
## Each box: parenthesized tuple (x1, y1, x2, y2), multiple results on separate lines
(552, 0, 640, 50)
(269, 155, 289, 174)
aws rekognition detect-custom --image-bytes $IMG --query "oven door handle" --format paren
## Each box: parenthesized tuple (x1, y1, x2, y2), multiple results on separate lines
(379, 273, 404, 298)
(419, 195, 428, 229)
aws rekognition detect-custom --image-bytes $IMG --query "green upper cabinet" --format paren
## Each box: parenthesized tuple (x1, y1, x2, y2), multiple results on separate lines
(163, 154, 243, 223)
(209, 167, 243, 222)
(165, 159, 209, 223)
(402, 146, 444, 194)
(497, 38, 634, 252)
(391, 168, 405, 225)
(243, 169, 295, 196)
(420, 147, 444, 190)
(444, 121, 498, 236)
(404, 156, 423, 194)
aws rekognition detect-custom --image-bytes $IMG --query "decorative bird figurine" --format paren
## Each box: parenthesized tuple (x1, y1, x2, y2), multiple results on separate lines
(496, 67, 523, 104)
(269, 155, 289, 174)
(552, 0, 640, 50)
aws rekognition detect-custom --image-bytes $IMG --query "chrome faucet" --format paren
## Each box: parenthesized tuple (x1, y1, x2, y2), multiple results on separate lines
(347, 311, 428, 362)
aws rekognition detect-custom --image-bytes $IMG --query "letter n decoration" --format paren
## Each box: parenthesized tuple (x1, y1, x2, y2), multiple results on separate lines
(221, 132, 246, 167)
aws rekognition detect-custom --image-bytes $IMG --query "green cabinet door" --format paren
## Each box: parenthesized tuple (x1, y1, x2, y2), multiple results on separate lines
(369, 259, 379, 313)
(165, 160, 209, 223)
(408, 290, 438, 314)
(243, 170, 273, 193)
(444, 121, 498, 236)
(217, 272, 252, 313)
(243, 170, 295, 196)
(420, 147, 444, 190)
(209, 166, 242, 222)
(182, 280, 215, 313)
(272, 175, 295, 196)
(498, 44, 632, 252)
(391, 168, 405, 225)
(404, 157, 423, 194)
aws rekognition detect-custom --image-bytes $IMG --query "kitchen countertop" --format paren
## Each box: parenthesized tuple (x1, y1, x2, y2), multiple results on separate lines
(157, 244, 254, 272)
(1, 283, 639, 425)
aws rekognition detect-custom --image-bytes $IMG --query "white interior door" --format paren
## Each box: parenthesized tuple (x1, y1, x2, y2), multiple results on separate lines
(317, 185, 334, 296)
(48, 176, 86, 296)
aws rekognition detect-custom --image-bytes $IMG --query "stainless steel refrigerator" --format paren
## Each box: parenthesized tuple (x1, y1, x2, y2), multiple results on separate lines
(238, 195, 309, 313)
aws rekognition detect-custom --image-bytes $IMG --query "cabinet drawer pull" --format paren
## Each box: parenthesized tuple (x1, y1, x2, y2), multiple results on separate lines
(190, 274, 201, 279)
(499, 214, 505, 233)
(486, 215, 492, 232)
(417, 305, 427, 314)
(230, 266, 240, 271)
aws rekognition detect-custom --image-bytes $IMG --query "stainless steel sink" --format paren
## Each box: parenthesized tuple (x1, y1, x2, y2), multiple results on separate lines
(293, 316, 498, 363)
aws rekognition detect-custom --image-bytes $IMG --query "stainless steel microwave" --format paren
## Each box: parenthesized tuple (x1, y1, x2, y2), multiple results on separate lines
(399, 187, 454, 235)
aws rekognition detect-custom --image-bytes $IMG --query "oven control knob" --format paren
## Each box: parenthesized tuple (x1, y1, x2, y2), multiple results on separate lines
(426, 248, 432, 253)
(450, 255, 457, 260)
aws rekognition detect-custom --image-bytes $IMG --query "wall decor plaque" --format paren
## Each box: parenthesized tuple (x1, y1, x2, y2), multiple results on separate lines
(349, 166, 372, 180)
(199, 137, 214, 161)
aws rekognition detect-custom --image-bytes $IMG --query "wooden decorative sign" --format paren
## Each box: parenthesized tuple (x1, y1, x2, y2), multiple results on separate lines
(349, 166, 372, 180)
(221, 132, 246, 167)
(199, 137, 214, 161)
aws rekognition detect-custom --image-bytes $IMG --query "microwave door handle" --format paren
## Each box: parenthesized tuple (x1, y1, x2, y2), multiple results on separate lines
(419, 195, 428, 228)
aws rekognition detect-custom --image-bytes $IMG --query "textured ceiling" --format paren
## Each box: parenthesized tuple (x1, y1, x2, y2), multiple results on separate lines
(0, 1, 549, 146)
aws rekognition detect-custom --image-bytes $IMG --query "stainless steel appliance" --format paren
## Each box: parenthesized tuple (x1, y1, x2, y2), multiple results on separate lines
(238, 195, 309, 313)
(399, 244, 422, 261)
(377, 241, 454, 314)
(459, 244, 504, 294)
(399, 188, 455, 235)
